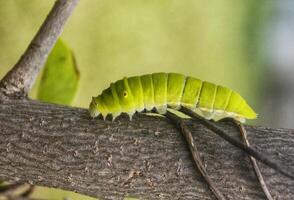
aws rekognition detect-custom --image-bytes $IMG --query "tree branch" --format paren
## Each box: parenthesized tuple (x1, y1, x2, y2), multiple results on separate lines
(0, 99, 293, 200)
(0, 0, 79, 98)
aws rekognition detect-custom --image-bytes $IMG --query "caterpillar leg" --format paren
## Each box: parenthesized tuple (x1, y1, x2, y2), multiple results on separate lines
(156, 105, 167, 114)
(127, 111, 136, 120)
(111, 112, 122, 121)
(199, 109, 215, 120)
(233, 120, 273, 200)
(234, 116, 246, 124)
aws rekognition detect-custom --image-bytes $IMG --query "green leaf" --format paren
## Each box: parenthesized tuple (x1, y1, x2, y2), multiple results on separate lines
(37, 39, 79, 105)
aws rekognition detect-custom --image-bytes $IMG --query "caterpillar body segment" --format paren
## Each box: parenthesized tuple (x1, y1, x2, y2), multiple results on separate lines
(152, 73, 168, 114)
(198, 82, 217, 115)
(213, 86, 232, 111)
(89, 73, 257, 122)
(167, 73, 186, 109)
(180, 77, 202, 109)
(113, 78, 135, 118)
(127, 76, 145, 112)
(140, 74, 154, 111)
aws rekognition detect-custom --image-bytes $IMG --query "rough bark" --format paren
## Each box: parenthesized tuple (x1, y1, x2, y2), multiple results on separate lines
(0, 99, 293, 200)
(0, 0, 79, 98)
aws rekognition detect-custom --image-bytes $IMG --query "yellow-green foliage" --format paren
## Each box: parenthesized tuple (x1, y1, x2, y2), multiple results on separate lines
(37, 39, 79, 105)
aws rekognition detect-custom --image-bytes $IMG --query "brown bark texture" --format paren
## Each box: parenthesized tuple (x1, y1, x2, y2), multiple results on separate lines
(0, 99, 293, 200)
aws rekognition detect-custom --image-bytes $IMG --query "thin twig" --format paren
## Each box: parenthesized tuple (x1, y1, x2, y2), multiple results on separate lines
(0, 0, 79, 98)
(0, 182, 23, 194)
(1, 183, 40, 200)
(232, 120, 274, 200)
(179, 106, 294, 180)
(7, 197, 50, 200)
(20, 185, 35, 198)
(166, 111, 226, 200)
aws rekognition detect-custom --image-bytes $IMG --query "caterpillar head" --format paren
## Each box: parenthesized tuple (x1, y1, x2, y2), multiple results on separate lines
(89, 97, 100, 118)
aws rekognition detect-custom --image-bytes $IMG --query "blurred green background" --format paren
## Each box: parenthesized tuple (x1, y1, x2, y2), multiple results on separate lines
(2, 0, 293, 199)
(0, 0, 268, 109)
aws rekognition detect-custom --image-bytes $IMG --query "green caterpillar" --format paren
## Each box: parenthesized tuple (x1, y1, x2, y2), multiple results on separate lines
(89, 72, 257, 122)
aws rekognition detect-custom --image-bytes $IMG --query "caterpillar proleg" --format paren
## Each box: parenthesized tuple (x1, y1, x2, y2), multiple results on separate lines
(89, 72, 257, 122)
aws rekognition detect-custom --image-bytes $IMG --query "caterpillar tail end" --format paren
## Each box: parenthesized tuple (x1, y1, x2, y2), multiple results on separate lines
(240, 103, 258, 122)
